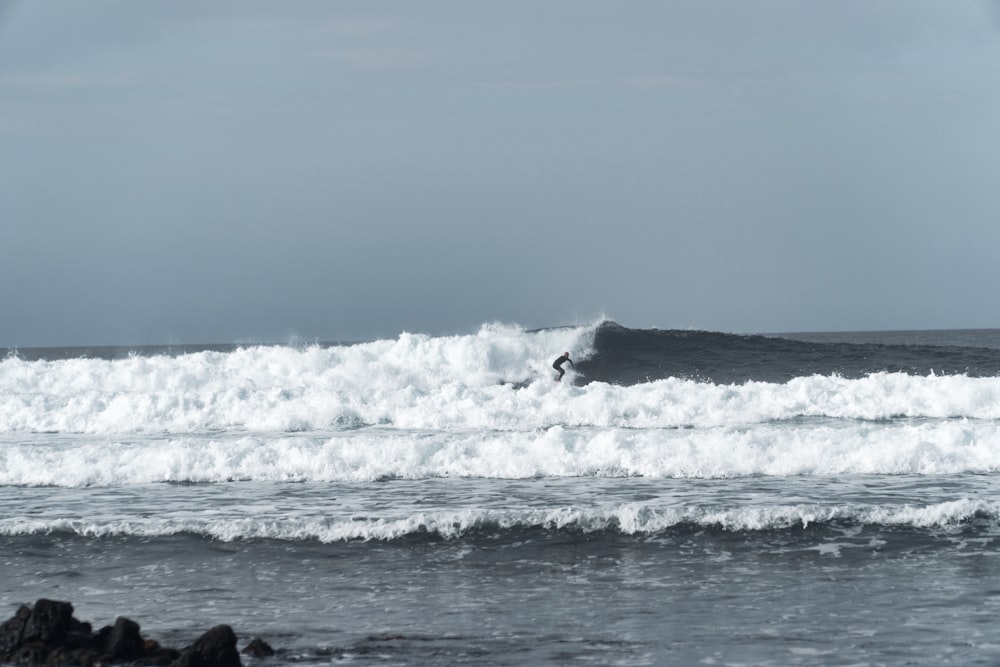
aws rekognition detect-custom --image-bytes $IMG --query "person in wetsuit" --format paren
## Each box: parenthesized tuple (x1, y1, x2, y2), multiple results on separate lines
(553, 352, 574, 382)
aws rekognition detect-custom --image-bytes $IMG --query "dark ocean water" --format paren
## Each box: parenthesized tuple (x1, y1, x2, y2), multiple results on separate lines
(578, 322, 1000, 384)
(4, 321, 1000, 666)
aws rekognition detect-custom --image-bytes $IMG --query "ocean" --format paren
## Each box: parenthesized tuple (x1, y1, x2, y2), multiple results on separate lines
(4, 321, 1000, 666)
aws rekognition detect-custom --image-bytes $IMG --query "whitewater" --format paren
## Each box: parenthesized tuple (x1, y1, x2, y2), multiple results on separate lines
(5, 321, 1000, 666)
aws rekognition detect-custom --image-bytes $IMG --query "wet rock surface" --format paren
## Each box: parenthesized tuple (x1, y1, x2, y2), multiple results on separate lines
(0, 600, 272, 667)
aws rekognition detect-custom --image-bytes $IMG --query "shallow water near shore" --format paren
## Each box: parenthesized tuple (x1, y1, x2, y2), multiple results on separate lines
(6, 473, 1000, 665)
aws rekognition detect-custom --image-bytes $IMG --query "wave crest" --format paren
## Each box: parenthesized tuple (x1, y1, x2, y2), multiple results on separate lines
(2, 499, 993, 542)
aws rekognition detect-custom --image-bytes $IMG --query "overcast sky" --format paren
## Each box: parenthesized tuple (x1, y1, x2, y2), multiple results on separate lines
(3, 1, 1000, 346)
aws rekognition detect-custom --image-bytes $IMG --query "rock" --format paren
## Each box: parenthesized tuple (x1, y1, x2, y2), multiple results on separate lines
(0, 605, 31, 656)
(44, 645, 103, 667)
(103, 617, 145, 661)
(0, 601, 258, 667)
(23, 599, 74, 646)
(241, 638, 275, 657)
(168, 625, 242, 667)
(0, 599, 75, 664)
(136, 646, 182, 667)
(10, 641, 50, 665)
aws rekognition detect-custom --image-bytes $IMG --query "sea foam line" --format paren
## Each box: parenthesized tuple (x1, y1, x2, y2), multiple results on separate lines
(3, 416, 1000, 487)
(0, 499, 993, 542)
(3, 366, 1000, 435)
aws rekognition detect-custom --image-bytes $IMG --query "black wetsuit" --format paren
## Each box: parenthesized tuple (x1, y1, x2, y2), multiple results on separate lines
(552, 354, 574, 381)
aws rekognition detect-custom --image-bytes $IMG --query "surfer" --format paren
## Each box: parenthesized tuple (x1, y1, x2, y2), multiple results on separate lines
(552, 352, 574, 382)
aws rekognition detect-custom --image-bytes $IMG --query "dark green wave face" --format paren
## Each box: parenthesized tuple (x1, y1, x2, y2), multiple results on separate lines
(577, 321, 1000, 385)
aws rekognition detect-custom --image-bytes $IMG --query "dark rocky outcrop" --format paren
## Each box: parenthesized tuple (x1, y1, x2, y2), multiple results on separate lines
(0, 600, 272, 667)
(241, 639, 274, 658)
(170, 625, 241, 667)
(105, 617, 146, 662)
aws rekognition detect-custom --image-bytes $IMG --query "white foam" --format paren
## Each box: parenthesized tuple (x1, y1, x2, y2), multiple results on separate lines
(3, 416, 1000, 487)
(5, 323, 1000, 487)
(2, 323, 1000, 436)
(0, 323, 593, 434)
(0, 498, 992, 542)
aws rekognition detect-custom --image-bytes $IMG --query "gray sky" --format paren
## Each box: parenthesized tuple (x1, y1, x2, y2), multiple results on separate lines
(3, 1, 1000, 346)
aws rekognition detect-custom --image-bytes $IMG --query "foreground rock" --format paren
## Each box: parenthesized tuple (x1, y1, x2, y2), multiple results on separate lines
(0, 600, 273, 667)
